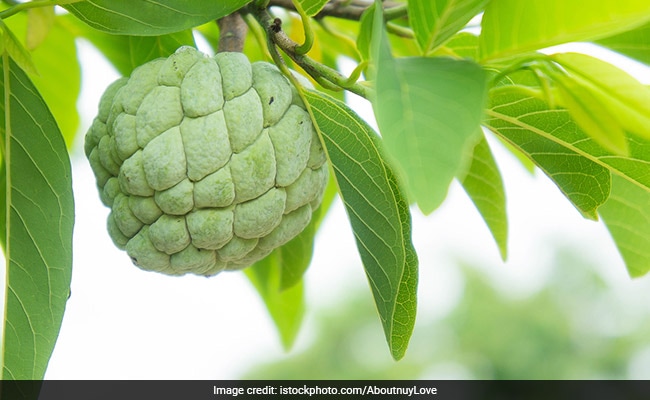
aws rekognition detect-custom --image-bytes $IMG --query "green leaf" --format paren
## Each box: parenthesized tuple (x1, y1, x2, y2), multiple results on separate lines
(276, 215, 316, 291)
(356, 3, 375, 62)
(485, 85, 612, 220)
(313, 18, 362, 64)
(59, 15, 129, 74)
(372, 0, 486, 214)
(459, 133, 508, 260)
(373, 54, 487, 213)
(479, 0, 650, 62)
(595, 21, 650, 66)
(600, 175, 650, 277)
(63, 0, 251, 36)
(4, 15, 81, 148)
(0, 56, 74, 379)
(127, 32, 197, 72)
(357, 4, 421, 62)
(279, 176, 337, 290)
(32, 21, 81, 148)
(60, 15, 196, 76)
(434, 31, 479, 60)
(409, 0, 487, 55)
(313, 166, 339, 227)
(0, 161, 5, 252)
(551, 71, 628, 155)
(551, 52, 650, 142)
(245, 256, 305, 350)
(297, 0, 329, 17)
(304, 90, 418, 361)
(0, 22, 37, 76)
(26, 6, 55, 51)
(487, 79, 650, 192)
(246, 178, 336, 347)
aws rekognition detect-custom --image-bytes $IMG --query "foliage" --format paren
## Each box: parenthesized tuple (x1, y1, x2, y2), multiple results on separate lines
(1, 0, 650, 379)
(244, 246, 650, 379)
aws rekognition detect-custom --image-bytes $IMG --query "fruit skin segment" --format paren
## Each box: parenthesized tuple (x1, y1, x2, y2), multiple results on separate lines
(85, 46, 328, 276)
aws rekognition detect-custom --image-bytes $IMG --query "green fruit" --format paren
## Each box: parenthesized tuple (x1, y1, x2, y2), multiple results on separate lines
(85, 46, 328, 276)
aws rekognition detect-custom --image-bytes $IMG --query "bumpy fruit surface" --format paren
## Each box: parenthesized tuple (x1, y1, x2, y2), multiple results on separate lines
(85, 46, 328, 276)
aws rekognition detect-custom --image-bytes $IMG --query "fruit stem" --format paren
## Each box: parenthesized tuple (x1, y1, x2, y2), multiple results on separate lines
(217, 12, 248, 53)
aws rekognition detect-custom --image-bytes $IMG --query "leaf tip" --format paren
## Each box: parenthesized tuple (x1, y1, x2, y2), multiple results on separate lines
(498, 246, 508, 262)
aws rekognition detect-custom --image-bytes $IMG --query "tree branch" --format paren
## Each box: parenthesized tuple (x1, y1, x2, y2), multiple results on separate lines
(217, 12, 248, 53)
(268, 0, 406, 21)
(249, 5, 371, 99)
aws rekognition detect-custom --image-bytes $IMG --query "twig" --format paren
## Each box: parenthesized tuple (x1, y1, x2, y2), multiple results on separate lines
(249, 5, 371, 99)
(267, 0, 406, 21)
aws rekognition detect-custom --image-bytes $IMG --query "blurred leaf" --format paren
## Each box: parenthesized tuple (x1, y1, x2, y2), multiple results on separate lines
(356, 3, 374, 62)
(247, 171, 337, 346)
(60, 15, 195, 76)
(305, 90, 418, 361)
(6, 15, 81, 147)
(26, 6, 54, 50)
(246, 247, 649, 380)
(32, 21, 80, 148)
(63, 0, 251, 36)
(279, 176, 337, 290)
(459, 134, 508, 260)
(315, 19, 362, 63)
(357, 4, 421, 62)
(313, 165, 339, 228)
(1, 22, 37, 76)
(245, 256, 305, 350)
(244, 295, 410, 380)
(372, 2, 486, 214)
(485, 85, 611, 220)
(479, 0, 650, 61)
(551, 72, 628, 155)
(276, 221, 315, 291)
(372, 10, 487, 213)
(0, 56, 74, 379)
(434, 31, 479, 59)
(595, 21, 650, 66)
(551, 52, 650, 142)
(449, 264, 580, 380)
(59, 14, 129, 75)
(600, 175, 650, 277)
(409, 0, 487, 54)
(127, 32, 196, 71)
(297, 0, 329, 17)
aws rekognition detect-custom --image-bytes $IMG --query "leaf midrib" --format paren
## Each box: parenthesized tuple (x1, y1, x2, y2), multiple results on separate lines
(304, 91, 411, 349)
(485, 105, 650, 194)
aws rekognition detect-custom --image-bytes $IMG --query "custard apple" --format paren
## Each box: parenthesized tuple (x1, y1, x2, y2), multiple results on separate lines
(84, 46, 328, 276)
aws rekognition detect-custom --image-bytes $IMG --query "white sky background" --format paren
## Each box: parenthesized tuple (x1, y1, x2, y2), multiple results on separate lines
(2, 32, 649, 379)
